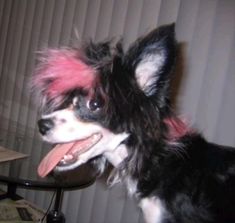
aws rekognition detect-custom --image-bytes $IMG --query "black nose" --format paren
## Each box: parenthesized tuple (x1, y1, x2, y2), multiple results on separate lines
(38, 118, 54, 135)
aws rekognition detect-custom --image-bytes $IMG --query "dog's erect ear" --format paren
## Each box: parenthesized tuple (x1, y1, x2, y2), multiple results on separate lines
(126, 24, 176, 98)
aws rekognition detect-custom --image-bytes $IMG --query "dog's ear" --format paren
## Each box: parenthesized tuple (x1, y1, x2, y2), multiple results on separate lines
(126, 24, 176, 98)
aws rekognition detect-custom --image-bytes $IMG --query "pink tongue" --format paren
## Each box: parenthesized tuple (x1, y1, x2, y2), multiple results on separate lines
(38, 142, 75, 178)
(38, 138, 91, 178)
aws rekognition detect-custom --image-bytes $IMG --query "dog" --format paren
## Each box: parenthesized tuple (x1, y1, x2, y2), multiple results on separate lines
(32, 24, 235, 223)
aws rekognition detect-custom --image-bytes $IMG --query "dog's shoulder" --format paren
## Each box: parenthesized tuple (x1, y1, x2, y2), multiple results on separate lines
(157, 134, 235, 222)
(173, 134, 235, 178)
(187, 135, 235, 175)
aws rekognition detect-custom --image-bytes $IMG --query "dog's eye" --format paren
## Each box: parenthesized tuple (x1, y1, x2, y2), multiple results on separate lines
(87, 98, 104, 111)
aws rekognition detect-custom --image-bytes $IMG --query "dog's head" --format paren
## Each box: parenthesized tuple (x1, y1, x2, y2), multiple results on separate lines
(32, 24, 177, 177)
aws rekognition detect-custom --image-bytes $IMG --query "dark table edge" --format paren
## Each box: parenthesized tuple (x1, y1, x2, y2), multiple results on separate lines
(0, 175, 96, 191)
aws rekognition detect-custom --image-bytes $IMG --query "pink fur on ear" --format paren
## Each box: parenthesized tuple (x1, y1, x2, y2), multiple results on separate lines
(164, 117, 192, 141)
(32, 49, 95, 99)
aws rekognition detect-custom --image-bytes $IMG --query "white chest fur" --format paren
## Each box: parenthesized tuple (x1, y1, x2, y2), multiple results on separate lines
(139, 197, 166, 223)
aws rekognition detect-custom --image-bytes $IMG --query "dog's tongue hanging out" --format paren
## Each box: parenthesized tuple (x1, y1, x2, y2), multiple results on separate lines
(38, 143, 75, 178)
(38, 134, 102, 177)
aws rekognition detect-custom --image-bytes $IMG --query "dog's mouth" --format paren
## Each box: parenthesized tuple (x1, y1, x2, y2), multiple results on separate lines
(37, 133, 102, 178)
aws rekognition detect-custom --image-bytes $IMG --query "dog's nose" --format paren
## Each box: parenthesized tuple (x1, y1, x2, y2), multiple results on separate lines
(38, 118, 54, 135)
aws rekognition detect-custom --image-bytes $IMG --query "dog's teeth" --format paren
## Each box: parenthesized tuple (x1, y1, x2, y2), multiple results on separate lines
(92, 134, 98, 138)
(61, 154, 74, 163)
(63, 154, 73, 161)
(93, 133, 101, 140)
(59, 154, 77, 166)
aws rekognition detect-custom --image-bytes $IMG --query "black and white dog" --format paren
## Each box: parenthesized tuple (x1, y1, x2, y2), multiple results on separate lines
(33, 24, 235, 223)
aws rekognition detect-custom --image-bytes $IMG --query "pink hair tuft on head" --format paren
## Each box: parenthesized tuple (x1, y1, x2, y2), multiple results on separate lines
(32, 49, 95, 99)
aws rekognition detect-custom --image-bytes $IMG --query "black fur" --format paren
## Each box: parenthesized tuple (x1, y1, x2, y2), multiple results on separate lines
(37, 24, 235, 223)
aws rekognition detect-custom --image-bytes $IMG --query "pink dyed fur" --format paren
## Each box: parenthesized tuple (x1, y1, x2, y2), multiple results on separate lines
(164, 117, 192, 140)
(33, 49, 95, 99)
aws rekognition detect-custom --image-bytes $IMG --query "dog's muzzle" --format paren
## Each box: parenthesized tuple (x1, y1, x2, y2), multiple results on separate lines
(38, 118, 54, 135)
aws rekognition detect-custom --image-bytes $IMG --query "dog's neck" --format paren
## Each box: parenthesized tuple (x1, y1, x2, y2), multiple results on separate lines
(104, 144, 128, 167)
(104, 117, 191, 168)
